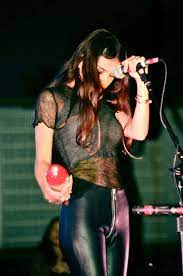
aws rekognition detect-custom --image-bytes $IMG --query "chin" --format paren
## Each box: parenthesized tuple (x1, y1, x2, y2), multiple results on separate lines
(101, 85, 109, 90)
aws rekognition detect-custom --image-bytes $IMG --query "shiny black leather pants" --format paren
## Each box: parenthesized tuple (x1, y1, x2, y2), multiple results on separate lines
(59, 182, 130, 276)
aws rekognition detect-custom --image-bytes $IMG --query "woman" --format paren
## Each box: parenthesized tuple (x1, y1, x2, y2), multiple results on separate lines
(33, 29, 150, 276)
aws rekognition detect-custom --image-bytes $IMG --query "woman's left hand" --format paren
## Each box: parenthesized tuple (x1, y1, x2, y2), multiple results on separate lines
(121, 55, 148, 81)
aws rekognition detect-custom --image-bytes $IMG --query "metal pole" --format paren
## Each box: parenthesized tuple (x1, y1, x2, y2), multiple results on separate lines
(177, 216, 183, 276)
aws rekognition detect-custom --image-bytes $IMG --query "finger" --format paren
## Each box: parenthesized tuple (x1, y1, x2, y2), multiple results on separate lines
(57, 185, 72, 202)
(66, 174, 73, 185)
(145, 67, 148, 74)
(69, 175, 73, 192)
(60, 181, 72, 194)
(47, 198, 61, 205)
(61, 175, 73, 194)
(121, 59, 129, 73)
(59, 188, 72, 201)
(69, 174, 73, 184)
(44, 186, 64, 204)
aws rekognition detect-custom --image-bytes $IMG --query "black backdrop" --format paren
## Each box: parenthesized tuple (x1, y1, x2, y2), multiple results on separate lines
(0, 0, 182, 107)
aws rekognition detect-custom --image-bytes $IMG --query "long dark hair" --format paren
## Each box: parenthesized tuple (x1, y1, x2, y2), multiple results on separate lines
(51, 29, 132, 150)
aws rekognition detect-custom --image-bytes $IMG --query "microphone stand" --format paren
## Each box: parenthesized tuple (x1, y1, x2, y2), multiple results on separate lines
(136, 66, 183, 275)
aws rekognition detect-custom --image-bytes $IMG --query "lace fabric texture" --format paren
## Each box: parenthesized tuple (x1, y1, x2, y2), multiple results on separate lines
(33, 85, 126, 188)
(71, 157, 123, 188)
(32, 86, 71, 129)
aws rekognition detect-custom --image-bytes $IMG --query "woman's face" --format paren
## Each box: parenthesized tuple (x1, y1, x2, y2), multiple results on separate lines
(78, 55, 121, 90)
(97, 56, 121, 89)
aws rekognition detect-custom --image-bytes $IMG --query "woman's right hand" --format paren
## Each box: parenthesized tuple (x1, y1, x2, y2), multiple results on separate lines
(34, 123, 73, 205)
(42, 174, 73, 205)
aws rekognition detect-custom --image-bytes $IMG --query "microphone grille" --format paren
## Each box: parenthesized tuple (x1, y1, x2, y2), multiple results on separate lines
(112, 65, 126, 79)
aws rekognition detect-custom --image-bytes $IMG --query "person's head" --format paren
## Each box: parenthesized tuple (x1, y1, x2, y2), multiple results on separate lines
(40, 217, 59, 250)
(38, 217, 66, 266)
(70, 28, 124, 90)
(49, 218, 59, 246)
(55, 29, 127, 91)
(53, 29, 131, 150)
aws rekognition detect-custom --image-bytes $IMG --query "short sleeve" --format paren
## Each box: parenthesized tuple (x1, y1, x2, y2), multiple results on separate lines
(32, 90, 57, 129)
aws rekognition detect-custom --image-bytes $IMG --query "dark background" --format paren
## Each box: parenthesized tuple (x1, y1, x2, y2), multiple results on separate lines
(0, 0, 182, 106)
(0, 1, 183, 276)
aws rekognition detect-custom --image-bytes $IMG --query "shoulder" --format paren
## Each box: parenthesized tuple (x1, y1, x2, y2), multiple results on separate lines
(36, 85, 74, 110)
(38, 84, 72, 99)
(45, 85, 73, 102)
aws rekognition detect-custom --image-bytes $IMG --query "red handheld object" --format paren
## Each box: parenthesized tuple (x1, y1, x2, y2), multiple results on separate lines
(46, 164, 69, 186)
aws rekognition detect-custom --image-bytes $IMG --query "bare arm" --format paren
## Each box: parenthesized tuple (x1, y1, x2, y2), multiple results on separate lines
(115, 56, 150, 141)
(34, 122, 72, 204)
(124, 80, 150, 140)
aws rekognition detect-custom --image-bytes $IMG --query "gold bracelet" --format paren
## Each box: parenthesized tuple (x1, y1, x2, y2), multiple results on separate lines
(135, 96, 152, 104)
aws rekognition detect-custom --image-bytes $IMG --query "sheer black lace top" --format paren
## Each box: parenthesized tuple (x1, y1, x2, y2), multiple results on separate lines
(33, 85, 128, 189)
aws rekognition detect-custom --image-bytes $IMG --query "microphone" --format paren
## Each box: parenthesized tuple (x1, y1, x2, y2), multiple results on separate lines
(132, 205, 183, 216)
(113, 57, 160, 79)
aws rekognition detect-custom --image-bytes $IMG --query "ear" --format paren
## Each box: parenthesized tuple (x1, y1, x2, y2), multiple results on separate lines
(78, 61, 83, 70)
(78, 61, 83, 78)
